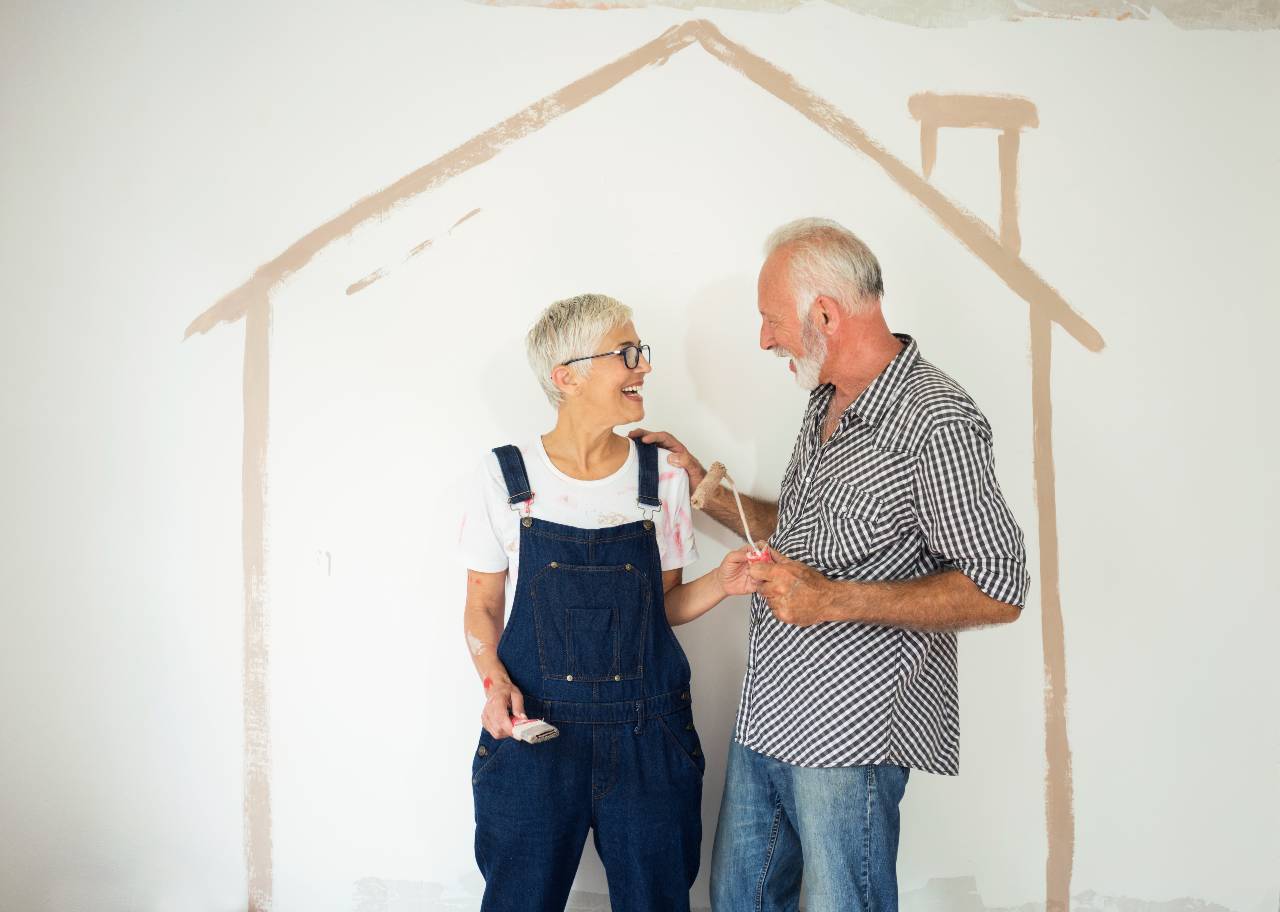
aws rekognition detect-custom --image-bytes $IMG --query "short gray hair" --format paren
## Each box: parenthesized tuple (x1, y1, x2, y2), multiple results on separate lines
(765, 218, 884, 317)
(526, 293, 633, 407)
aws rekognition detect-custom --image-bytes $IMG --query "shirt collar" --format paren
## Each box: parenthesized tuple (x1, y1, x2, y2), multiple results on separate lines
(805, 333, 919, 431)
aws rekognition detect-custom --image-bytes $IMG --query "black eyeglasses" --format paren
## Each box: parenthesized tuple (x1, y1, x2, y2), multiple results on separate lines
(561, 343, 651, 370)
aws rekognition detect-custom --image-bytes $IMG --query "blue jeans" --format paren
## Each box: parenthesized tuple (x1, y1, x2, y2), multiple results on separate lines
(710, 742, 909, 912)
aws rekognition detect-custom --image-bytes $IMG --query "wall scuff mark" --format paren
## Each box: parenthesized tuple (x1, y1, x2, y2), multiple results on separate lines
(473, 0, 1280, 30)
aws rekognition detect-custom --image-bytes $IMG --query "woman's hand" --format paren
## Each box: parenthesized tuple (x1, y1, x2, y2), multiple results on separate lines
(718, 544, 763, 597)
(480, 678, 527, 739)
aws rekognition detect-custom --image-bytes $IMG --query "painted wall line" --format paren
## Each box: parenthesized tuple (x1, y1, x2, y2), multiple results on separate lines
(242, 296, 273, 912)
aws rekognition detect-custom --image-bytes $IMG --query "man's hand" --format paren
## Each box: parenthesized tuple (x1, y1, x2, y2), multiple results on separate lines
(628, 428, 706, 490)
(748, 550, 837, 626)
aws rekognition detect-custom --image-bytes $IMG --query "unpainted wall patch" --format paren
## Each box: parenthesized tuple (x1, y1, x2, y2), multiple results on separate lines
(470, 0, 1280, 30)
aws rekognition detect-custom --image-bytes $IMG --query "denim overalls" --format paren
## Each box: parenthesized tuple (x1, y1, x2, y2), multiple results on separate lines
(471, 441, 704, 912)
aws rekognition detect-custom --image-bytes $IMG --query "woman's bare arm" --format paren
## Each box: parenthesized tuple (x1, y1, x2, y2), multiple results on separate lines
(462, 569, 525, 739)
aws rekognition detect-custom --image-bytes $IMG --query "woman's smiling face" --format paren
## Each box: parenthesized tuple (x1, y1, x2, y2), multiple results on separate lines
(563, 320, 652, 426)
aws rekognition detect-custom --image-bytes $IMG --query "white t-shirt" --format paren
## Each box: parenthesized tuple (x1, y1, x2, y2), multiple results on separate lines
(457, 436, 699, 616)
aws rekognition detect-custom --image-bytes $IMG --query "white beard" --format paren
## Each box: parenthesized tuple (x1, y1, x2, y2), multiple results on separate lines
(775, 319, 828, 391)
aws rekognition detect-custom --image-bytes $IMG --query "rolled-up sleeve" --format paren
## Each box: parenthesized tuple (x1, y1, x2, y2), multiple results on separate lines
(916, 420, 1029, 608)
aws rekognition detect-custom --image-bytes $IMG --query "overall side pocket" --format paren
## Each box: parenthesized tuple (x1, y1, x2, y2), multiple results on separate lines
(658, 706, 705, 778)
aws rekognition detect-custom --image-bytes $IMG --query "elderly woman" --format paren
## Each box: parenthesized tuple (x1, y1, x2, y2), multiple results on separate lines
(458, 293, 753, 911)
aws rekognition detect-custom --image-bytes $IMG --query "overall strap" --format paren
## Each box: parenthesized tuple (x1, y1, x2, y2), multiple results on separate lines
(492, 445, 534, 506)
(635, 441, 662, 510)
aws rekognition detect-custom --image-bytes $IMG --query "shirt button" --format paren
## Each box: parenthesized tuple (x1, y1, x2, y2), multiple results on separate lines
(522, 517, 532, 528)
(477, 746, 488, 757)
(566, 675, 574, 682)
(613, 675, 621, 682)
(643, 520, 653, 530)
(550, 561, 558, 568)
(624, 563, 632, 571)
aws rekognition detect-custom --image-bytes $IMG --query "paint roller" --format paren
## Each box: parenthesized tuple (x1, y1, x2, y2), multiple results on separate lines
(691, 462, 771, 563)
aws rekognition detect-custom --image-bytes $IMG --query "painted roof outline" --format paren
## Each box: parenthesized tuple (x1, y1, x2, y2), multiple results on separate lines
(183, 18, 1103, 352)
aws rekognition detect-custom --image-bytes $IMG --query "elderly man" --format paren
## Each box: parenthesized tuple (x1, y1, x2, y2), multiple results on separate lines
(632, 218, 1028, 912)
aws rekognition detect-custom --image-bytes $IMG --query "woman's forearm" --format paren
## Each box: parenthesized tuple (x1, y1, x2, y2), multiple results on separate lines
(664, 569, 729, 626)
(464, 608, 509, 681)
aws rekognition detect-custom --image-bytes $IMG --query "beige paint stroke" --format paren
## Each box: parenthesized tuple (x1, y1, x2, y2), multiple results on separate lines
(185, 20, 1102, 911)
(908, 90, 1075, 911)
(242, 296, 272, 912)
(183, 22, 698, 337)
(998, 130, 1022, 253)
(451, 207, 483, 230)
(1032, 309, 1075, 912)
(345, 208, 486, 296)
(346, 269, 387, 296)
(908, 92, 1039, 131)
(908, 93, 1032, 248)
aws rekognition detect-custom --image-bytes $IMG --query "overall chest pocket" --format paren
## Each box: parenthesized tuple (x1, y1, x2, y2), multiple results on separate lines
(530, 563, 649, 682)
(813, 481, 893, 569)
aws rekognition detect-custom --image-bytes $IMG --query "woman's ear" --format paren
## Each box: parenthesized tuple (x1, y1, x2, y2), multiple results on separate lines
(551, 364, 579, 399)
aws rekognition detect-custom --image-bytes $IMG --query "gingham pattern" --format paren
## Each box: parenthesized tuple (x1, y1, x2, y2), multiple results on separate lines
(733, 335, 1028, 775)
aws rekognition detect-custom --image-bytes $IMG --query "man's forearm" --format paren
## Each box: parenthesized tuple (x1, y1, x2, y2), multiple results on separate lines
(821, 570, 1020, 632)
(699, 482, 778, 544)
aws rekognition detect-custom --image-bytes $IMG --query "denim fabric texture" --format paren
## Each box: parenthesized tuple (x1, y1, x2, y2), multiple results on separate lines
(473, 443, 703, 912)
(710, 742, 909, 912)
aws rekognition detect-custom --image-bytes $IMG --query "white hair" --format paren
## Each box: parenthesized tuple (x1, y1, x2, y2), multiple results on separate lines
(526, 293, 633, 407)
(764, 217, 884, 318)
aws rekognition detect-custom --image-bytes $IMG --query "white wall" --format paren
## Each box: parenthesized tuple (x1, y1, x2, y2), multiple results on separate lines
(1, 2, 1276, 911)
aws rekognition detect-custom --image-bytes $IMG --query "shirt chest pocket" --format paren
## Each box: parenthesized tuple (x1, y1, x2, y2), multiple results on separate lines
(813, 481, 895, 568)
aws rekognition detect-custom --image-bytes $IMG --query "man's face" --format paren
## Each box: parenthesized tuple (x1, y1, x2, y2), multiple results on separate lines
(757, 251, 827, 390)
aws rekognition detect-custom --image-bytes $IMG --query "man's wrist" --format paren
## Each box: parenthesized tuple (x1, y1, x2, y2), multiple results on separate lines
(820, 576, 858, 623)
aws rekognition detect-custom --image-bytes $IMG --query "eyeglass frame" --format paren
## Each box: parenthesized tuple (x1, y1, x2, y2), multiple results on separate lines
(560, 343, 651, 370)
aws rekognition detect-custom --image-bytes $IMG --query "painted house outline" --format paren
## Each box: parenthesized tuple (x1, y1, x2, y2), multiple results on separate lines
(184, 19, 1103, 912)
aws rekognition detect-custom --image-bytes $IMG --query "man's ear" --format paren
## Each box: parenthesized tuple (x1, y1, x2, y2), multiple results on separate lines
(814, 295, 841, 334)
